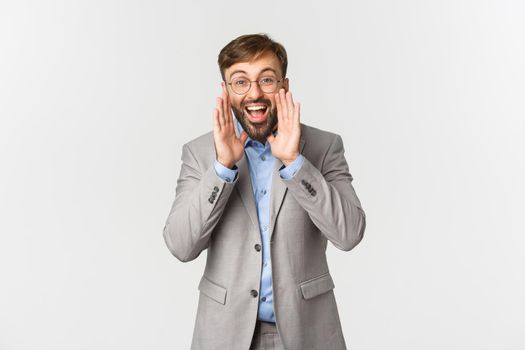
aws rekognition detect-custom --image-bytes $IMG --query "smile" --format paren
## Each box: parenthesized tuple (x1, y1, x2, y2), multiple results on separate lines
(246, 105, 266, 111)
(244, 104, 269, 123)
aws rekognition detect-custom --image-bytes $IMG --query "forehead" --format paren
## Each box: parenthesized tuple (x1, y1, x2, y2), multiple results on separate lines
(225, 52, 282, 79)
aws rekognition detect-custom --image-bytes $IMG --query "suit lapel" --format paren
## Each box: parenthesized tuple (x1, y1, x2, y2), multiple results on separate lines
(269, 133, 306, 241)
(236, 155, 259, 231)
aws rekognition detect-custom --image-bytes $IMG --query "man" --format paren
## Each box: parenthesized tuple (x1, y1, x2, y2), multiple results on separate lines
(163, 34, 366, 350)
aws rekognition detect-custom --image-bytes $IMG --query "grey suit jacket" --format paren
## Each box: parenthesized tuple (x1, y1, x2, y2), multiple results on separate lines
(163, 123, 366, 350)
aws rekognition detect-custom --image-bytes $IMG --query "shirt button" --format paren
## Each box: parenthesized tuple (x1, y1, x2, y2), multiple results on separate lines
(261, 155, 266, 161)
(254, 244, 261, 252)
(250, 290, 258, 298)
(225, 177, 231, 182)
(261, 189, 267, 195)
(261, 297, 267, 302)
(262, 225, 268, 231)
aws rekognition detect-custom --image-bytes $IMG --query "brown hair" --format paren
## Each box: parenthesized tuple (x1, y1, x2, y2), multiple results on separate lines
(218, 33, 288, 81)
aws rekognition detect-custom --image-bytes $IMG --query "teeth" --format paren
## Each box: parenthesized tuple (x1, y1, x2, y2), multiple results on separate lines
(246, 105, 266, 111)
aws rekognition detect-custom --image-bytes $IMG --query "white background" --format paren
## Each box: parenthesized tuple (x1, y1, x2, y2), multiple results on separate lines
(1, 0, 524, 349)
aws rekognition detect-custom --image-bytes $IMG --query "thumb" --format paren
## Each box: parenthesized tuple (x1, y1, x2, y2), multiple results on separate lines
(239, 131, 248, 144)
(266, 133, 275, 144)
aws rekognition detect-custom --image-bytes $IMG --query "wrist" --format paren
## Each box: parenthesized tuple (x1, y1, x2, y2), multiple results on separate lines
(217, 158, 235, 169)
(281, 153, 299, 167)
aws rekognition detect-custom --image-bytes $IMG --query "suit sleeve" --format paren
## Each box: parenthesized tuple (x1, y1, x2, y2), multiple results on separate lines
(281, 134, 366, 251)
(163, 143, 237, 262)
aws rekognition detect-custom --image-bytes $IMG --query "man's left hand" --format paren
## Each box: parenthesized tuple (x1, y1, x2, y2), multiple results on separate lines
(267, 89, 301, 166)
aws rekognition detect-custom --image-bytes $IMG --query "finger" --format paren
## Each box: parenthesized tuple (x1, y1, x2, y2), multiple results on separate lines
(280, 89, 289, 121)
(275, 90, 284, 124)
(221, 88, 232, 126)
(293, 101, 301, 125)
(278, 88, 287, 121)
(225, 99, 233, 126)
(216, 97, 226, 127)
(266, 133, 275, 144)
(293, 102, 301, 121)
(213, 108, 221, 132)
(286, 91, 294, 122)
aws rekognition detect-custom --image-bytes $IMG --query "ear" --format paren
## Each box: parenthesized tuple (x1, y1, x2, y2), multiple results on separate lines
(282, 78, 289, 92)
(221, 81, 230, 97)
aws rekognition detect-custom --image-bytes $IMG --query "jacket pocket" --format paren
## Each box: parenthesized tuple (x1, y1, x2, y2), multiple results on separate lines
(300, 272, 335, 300)
(198, 275, 227, 305)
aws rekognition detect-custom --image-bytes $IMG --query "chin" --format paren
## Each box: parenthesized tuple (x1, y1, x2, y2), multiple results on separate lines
(232, 106, 278, 143)
(243, 115, 275, 142)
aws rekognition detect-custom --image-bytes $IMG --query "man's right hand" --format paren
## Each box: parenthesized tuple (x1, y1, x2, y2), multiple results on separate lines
(213, 83, 248, 169)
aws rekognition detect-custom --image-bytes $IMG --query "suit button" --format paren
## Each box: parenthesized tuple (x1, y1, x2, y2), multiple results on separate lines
(311, 190, 317, 196)
(213, 186, 219, 192)
(250, 290, 258, 298)
(254, 244, 261, 252)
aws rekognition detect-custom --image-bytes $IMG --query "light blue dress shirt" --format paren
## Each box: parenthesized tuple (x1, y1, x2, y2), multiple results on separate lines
(213, 121, 304, 322)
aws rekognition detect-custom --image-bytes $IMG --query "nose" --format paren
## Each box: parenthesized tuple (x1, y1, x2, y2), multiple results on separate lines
(247, 81, 264, 100)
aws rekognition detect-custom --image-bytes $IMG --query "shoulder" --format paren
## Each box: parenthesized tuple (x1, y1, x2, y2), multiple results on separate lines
(299, 123, 348, 170)
(178, 131, 215, 168)
(183, 131, 214, 153)
(300, 123, 342, 150)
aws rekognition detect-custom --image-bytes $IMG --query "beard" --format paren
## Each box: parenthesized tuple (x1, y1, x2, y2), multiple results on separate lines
(231, 98, 278, 143)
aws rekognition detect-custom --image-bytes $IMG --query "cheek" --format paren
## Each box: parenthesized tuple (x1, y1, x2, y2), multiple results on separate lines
(229, 96, 243, 109)
(266, 96, 277, 109)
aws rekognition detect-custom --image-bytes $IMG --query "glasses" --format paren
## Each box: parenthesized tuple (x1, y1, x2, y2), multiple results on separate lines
(227, 76, 283, 95)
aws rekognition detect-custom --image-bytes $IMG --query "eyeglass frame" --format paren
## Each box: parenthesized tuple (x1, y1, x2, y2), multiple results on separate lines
(226, 76, 284, 95)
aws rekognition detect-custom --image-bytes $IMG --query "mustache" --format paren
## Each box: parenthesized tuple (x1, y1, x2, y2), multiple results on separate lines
(240, 98, 272, 109)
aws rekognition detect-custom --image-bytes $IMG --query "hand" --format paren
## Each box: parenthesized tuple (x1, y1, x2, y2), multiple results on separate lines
(213, 83, 248, 168)
(267, 89, 301, 166)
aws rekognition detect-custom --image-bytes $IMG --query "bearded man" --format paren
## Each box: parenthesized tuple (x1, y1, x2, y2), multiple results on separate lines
(163, 33, 366, 350)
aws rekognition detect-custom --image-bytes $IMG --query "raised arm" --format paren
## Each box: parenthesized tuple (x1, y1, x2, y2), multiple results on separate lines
(163, 86, 247, 262)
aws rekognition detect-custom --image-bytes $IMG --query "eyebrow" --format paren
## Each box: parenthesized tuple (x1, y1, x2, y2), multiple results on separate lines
(229, 67, 278, 80)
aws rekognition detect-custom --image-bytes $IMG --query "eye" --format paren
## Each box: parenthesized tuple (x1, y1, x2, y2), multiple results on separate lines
(260, 77, 275, 85)
(233, 78, 248, 86)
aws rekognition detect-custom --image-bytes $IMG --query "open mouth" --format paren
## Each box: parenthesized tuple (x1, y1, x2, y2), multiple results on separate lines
(244, 104, 269, 124)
